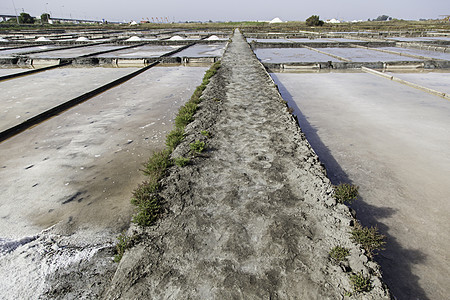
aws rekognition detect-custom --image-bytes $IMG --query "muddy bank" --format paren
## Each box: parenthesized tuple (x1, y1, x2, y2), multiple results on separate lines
(105, 30, 390, 299)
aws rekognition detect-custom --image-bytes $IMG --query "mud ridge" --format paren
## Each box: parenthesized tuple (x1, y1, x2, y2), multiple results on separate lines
(105, 30, 391, 299)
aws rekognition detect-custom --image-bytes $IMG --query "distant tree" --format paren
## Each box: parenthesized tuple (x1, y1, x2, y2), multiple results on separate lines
(374, 15, 390, 21)
(41, 13, 50, 23)
(306, 15, 324, 26)
(19, 12, 35, 24)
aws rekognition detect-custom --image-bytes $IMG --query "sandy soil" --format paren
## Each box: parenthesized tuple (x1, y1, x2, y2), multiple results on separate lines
(105, 30, 390, 299)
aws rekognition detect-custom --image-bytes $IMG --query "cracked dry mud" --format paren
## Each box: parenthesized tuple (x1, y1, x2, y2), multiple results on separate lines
(105, 31, 391, 299)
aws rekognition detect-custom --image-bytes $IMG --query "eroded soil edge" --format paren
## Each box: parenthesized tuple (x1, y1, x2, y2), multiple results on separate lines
(105, 30, 391, 299)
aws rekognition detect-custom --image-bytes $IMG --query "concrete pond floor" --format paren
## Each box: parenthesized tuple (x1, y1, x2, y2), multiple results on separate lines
(0, 65, 208, 298)
(0, 67, 140, 132)
(271, 71, 450, 300)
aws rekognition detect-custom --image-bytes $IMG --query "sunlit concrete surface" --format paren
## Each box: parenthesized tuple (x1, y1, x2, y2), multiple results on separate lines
(287, 38, 335, 43)
(380, 47, 450, 60)
(254, 48, 340, 63)
(0, 66, 208, 240)
(174, 43, 226, 57)
(27, 45, 124, 58)
(96, 45, 180, 58)
(326, 38, 364, 42)
(387, 71, 450, 94)
(317, 47, 421, 62)
(0, 46, 59, 57)
(0, 68, 33, 76)
(388, 37, 450, 42)
(0, 67, 140, 132)
(246, 38, 293, 43)
(272, 72, 450, 300)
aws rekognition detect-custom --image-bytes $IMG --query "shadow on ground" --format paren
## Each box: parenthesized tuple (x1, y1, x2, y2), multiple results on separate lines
(272, 74, 428, 300)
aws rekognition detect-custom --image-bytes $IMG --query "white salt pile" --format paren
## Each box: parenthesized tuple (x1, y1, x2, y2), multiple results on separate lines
(207, 35, 220, 41)
(126, 36, 142, 41)
(76, 37, 90, 42)
(169, 35, 184, 40)
(36, 37, 50, 42)
(269, 17, 283, 23)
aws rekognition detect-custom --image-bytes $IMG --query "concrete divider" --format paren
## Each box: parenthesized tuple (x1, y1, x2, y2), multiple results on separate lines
(362, 66, 449, 100)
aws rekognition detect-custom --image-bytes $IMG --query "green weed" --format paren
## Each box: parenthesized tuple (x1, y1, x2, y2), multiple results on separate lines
(114, 232, 130, 262)
(132, 195, 161, 226)
(201, 130, 211, 138)
(334, 183, 359, 204)
(174, 156, 190, 167)
(329, 246, 350, 263)
(190, 140, 206, 154)
(166, 128, 184, 150)
(349, 272, 372, 293)
(143, 149, 172, 180)
(351, 223, 386, 258)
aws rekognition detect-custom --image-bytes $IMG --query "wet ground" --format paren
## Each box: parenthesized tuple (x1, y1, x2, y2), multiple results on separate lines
(272, 71, 450, 300)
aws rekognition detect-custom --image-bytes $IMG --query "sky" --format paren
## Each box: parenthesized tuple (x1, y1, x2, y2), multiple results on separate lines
(1, 0, 449, 22)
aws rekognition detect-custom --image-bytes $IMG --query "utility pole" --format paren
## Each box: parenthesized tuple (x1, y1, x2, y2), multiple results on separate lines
(11, 0, 19, 24)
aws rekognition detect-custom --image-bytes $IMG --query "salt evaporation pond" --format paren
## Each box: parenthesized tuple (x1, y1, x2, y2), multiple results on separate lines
(0, 67, 140, 132)
(0, 46, 59, 57)
(379, 47, 450, 61)
(96, 45, 180, 58)
(254, 48, 340, 63)
(319, 47, 421, 62)
(0, 66, 209, 239)
(246, 38, 293, 43)
(173, 43, 227, 57)
(0, 66, 208, 299)
(271, 71, 450, 300)
(27, 45, 124, 58)
(386, 71, 450, 94)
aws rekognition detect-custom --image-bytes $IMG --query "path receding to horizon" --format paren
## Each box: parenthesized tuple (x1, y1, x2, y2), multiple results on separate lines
(105, 30, 390, 299)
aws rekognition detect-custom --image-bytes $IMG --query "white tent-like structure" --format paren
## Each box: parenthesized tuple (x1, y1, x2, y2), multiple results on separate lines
(269, 17, 283, 23)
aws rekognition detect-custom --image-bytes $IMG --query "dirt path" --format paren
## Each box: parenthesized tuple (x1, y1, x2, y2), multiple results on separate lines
(105, 30, 390, 299)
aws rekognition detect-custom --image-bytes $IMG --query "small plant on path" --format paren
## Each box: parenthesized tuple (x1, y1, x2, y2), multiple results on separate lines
(349, 272, 373, 293)
(114, 232, 131, 262)
(201, 130, 211, 138)
(174, 156, 190, 167)
(329, 246, 350, 263)
(190, 140, 206, 154)
(334, 183, 359, 204)
(351, 222, 386, 258)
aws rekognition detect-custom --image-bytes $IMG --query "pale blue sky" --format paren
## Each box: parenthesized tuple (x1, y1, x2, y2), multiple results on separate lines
(1, 0, 449, 22)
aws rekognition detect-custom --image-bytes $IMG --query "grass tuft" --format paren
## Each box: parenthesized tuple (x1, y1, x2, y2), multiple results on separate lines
(349, 272, 373, 293)
(351, 222, 386, 258)
(334, 183, 359, 204)
(114, 232, 131, 262)
(329, 246, 350, 263)
(190, 140, 206, 154)
(142, 149, 172, 180)
(166, 127, 185, 150)
(201, 130, 211, 138)
(174, 156, 190, 167)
